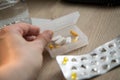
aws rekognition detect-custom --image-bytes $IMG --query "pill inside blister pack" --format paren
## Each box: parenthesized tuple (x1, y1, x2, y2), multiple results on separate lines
(56, 36, 120, 80)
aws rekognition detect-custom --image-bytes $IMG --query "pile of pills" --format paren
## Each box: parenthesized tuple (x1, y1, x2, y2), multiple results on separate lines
(48, 30, 79, 50)
(56, 36, 120, 80)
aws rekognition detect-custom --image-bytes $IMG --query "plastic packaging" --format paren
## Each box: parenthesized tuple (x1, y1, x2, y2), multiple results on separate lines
(56, 36, 120, 80)
(38, 12, 88, 58)
(0, 0, 31, 27)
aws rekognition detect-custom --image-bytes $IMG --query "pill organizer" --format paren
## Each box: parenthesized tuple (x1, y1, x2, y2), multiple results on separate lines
(56, 36, 120, 80)
(38, 12, 88, 58)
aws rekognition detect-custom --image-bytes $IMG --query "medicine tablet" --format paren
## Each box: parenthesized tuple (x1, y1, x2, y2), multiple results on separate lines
(55, 37, 66, 45)
(72, 36, 79, 42)
(52, 35, 62, 41)
(70, 30, 78, 37)
(48, 44, 54, 50)
(66, 37, 72, 44)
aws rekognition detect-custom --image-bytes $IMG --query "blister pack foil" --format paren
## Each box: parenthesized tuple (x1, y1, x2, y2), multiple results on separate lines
(56, 36, 120, 80)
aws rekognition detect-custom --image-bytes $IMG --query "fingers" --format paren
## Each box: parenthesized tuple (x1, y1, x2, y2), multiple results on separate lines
(34, 30, 53, 49)
(7, 23, 40, 36)
(4, 22, 53, 51)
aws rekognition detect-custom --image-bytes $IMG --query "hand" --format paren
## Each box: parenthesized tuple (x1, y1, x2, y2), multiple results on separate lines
(0, 23, 53, 80)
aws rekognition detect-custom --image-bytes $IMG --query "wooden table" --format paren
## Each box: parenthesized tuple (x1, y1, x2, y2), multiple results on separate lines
(27, 0, 120, 80)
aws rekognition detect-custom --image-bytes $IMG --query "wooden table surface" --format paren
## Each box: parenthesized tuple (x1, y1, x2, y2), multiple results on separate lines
(27, 0, 120, 80)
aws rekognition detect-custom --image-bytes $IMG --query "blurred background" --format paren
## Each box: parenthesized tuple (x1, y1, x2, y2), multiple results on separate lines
(0, 0, 31, 27)
(0, 0, 120, 80)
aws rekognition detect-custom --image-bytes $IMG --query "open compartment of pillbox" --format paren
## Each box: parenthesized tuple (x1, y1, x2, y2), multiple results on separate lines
(39, 12, 88, 58)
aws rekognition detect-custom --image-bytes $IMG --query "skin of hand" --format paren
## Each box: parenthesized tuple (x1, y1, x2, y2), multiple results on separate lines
(0, 23, 53, 80)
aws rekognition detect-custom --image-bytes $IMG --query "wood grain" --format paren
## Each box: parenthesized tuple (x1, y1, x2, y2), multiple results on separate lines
(27, 0, 120, 80)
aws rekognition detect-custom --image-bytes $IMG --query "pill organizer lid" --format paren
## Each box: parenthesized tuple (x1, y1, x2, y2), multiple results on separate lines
(39, 11, 80, 32)
(31, 18, 51, 25)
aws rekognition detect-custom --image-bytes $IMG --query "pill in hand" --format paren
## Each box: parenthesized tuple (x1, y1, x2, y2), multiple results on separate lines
(52, 35, 62, 41)
(55, 37, 66, 45)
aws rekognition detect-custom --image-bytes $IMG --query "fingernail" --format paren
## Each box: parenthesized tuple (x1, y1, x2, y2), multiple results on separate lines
(48, 30, 53, 39)
(48, 30, 53, 36)
(48, 30, 53, 35)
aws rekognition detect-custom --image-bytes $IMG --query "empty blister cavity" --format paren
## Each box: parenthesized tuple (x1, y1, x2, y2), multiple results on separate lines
(81, 57, 87, 61)
(81, 72, 88, 76)
(71, 66, 77, 70)
(91, 53, 98, 58)
(56, 36, 120, 80)
(91, 68, 98, 73)
(108, 43, 115, 48)
(102, 64, 109, 70)
(100, 56, 107, 61)
(110, 50, 116, 57)
(71, 58, 77, 62)
(111, 59, 118, 64)
(81, 65, 87, 69)
(100, 48, 107, 53)
(91, 60, 98, 65)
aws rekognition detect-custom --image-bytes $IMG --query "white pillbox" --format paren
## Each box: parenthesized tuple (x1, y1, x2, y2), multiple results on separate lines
(32, 12, 88, 58)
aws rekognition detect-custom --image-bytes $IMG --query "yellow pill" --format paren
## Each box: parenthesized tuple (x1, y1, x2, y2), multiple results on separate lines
(62, 61, 67, 65)
(49, 44, 54, 50)
(62, 57, 69, 65)
(55, 45, 60, 48)
(70, 30, 78, 37)
(71, 72, 77, 80)
(63, 57, 69, 62)
(72, 36, 79, 42)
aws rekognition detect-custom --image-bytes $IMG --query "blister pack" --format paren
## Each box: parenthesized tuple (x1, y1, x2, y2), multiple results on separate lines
(39, 12, 88, 58)
(56, 36, 120, 80)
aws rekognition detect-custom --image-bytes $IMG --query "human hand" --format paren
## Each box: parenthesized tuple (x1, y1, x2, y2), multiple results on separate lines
(0, 23, 53, 80)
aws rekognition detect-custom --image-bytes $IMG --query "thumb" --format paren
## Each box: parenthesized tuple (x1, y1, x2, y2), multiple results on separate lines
(34, 30, 53, 50)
